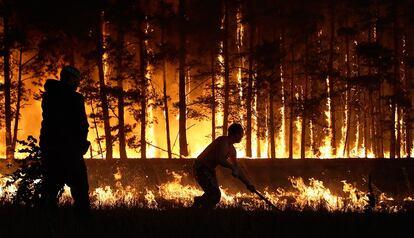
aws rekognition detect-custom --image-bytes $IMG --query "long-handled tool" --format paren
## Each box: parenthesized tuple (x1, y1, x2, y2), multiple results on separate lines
(236, 163, 278, 210)
(252, 188, 278, 210)
(238, 176, 278, 210)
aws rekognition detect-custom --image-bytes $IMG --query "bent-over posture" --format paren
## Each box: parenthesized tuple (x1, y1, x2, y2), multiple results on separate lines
(193, 123, 255, 208)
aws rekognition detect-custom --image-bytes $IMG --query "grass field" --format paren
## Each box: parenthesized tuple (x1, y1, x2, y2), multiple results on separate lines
(1, 159, 414, 237)
(0, 205, 412, 238)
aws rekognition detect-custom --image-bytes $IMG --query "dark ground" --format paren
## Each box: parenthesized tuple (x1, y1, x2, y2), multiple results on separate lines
(0, 205, 412, 238)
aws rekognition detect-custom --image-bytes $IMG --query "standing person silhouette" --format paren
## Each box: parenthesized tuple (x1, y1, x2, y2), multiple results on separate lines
(39, 65, 91, 215)
(192, 123, 255, 208)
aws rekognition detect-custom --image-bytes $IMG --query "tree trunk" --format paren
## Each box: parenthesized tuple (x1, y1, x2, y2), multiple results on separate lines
(378, 83, 384, 158)
(404, 19, 413, 158)
(374, 16, 385, 159)
(3, 12, 13, 160)
(328, 0, 337, 156)
(211, 52, 216, 142)
(97, 11, 113, 159)
(396, 107, 401, 158)
(357, 109, 363, 154)
(139, 35, 147, 159)
(256, 81, 263, 158)
(288, 49, 294, 159)
(301, 44, 309, 159)
(256, 114, 261, 158)
(366, 23, 374, 157)
(178, 0, 188, 157)
(390, 2, 400, 159)
(161, 28, 172, 159)
(390, 102, 396, 159)
(269, 0, 279, 159)
(116, 26, 127, 159)
(364, 92, 369, 158)
(268, 79, 275, 159)
(222, 0, 230, 136)
(11, 48, 23, 157)
(343, 34, 351, 158)
(246, 22, 254, 157)
(369, 92, 376, 156)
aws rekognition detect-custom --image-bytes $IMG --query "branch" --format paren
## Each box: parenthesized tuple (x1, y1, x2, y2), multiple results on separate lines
(146, 141, 181, 158)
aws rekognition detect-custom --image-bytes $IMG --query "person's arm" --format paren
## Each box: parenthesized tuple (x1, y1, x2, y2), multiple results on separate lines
(79, 96, 89, 141)
(223, 147, 256, 192)
(77, 95, 90, 155)
(229, 158, 255, 191)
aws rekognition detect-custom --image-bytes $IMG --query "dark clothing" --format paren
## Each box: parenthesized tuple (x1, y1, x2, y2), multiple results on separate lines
(39, 79, 90, 212)
(42, 151, 90, 211)
(40, 79, 89, 154)
(193, 160, 221, 208)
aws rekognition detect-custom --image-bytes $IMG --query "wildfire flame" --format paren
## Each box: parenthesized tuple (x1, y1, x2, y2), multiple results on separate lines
(0, 171, 408, 213)
(0, 10, 412, 160)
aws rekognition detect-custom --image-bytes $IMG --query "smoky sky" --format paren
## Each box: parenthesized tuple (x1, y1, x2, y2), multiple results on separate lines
(12, 0, 102, 33)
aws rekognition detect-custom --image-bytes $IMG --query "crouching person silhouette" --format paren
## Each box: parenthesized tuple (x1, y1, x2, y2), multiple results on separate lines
(192, 123, 255, 209)
(39, 65, 91, 216)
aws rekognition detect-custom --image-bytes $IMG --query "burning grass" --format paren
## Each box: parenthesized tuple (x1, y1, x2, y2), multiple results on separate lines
(0, 170, 409, 213)
(1, 164, 413, 237)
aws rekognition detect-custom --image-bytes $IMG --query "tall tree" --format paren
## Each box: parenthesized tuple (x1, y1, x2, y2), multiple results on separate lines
(390, 0, 400, 158)
(96, 11, 113, 159)
(211, 52, 217, 142)
(116, 21, 127, 159)
(178, 0, 188, 157)
(11, 47, 36, 157)
(159, 0, 173, 159)
(289, 47, 295, 159)
(338, 26, 358, 157)
(222, 0, 230, 136)
(301, 43, 309, 159)
(246, 21, 255, 157)
(243, 0, 257, 157)
(1, 3, 13, 160)
(139, 21, 148, 159)
(403, 0, 414, 158)
(327, 0, 337, 156)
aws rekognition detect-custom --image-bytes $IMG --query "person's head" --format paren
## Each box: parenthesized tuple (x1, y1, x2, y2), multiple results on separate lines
(228, 123, 244, 143)
(60, 65, 81, 91)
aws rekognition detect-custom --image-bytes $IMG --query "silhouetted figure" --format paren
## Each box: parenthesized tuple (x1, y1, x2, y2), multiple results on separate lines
(193, 123, 255, 208)
(39, 65, 91, 215)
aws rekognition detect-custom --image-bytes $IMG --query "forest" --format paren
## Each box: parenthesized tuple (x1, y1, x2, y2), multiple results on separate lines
(1, 0, 414, 160)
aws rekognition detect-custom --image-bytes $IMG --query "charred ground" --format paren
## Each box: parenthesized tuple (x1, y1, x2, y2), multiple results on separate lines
(0, 206, 412, 238)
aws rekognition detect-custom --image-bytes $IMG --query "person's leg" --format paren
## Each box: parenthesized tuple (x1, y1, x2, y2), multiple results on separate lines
(41, 153, 64, 209)
(202, 170, 220, 208)
(193, 165, 221, 208)
(66, 158, 90, 215)
(192, 164, 205, 208)
(43, 176, 63, 209)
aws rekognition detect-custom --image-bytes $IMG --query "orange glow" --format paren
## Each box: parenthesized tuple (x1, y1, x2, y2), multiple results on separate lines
(0, 171, 405, 212)
(411, 144, 414, 158)
(319, 76, 334, 159)
(276, 63, 287, 158)
(0, 19, 412, 160)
